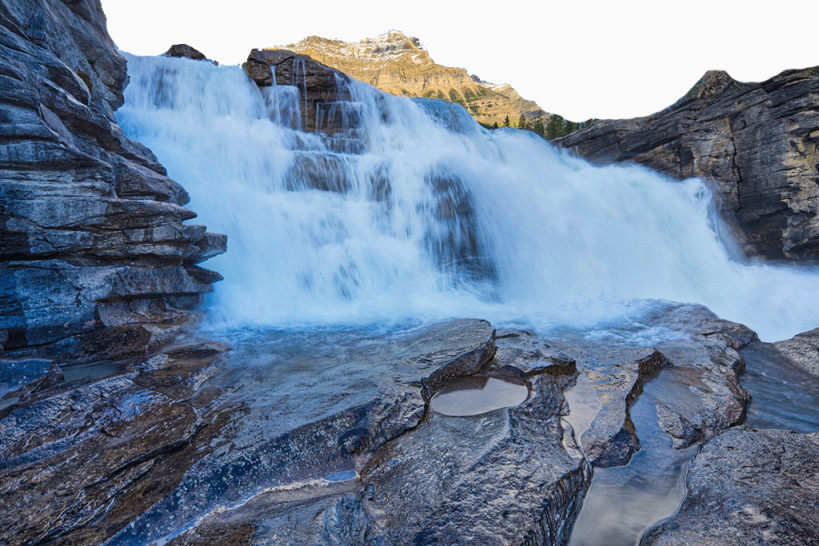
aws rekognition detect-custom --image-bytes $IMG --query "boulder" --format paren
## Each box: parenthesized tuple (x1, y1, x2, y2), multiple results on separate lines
(770, 327, 819, 377)
(163, 43, 215, 64)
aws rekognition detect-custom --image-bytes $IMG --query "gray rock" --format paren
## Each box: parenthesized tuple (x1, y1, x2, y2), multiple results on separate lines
(559, 67, 819, 261)
(0, 320, 506, 543)
(641, 428, 819, 545)
(350, 372, 590, 545)
(770, 327, 819, 377)
(0, 0, 225, 362)
(521, 304, 758, 466)
(648, 304, 757, 448)
(163, 43, 216, 64)
(740, 328, 819, 433)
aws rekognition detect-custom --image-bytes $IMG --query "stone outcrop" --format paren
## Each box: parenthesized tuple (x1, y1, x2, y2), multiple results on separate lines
(1, 308, 813, 544)
(518, 304, 758, 468)
(268, 31, 554, 128)
(559, 68, 819, 261)
(642, 428, 819, 545)
(163, 43, 216, 64)
(0, 0, 225, 363)
(242, 48, 352, 133)
(0, 319, 591, 544)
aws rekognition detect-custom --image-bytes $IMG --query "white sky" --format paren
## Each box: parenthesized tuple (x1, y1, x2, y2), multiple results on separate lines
(103, 0, 819, 121)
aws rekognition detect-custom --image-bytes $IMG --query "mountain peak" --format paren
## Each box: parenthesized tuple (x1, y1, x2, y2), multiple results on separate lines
(682, 70, 738, 101)
(272, 33, 552, 127)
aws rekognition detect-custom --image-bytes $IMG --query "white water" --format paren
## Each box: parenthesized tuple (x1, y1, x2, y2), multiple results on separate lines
(117, 54, 819, 341)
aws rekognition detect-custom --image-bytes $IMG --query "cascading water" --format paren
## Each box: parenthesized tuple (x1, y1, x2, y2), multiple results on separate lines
(117, 54, 819, 341)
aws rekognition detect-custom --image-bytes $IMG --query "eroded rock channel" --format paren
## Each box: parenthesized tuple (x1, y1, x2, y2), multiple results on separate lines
(4, 303, 816, 544)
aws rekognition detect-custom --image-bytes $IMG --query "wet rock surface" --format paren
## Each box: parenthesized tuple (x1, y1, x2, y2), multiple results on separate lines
(559, 67, 819, 261)
(1, 309, 817, 545)
(518, 304, 757, 468)
(741, 331, 819, 433)
(0, 0, 225, 362)
(503, 303, 764, 545)
(243, 48, 352, 133)
(7, 319, 590, 544)
(0, 341, 227, 544)
(641, 427, 819, 545)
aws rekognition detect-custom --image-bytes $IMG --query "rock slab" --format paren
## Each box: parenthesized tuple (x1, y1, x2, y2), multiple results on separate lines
(642, 427, 819, 545)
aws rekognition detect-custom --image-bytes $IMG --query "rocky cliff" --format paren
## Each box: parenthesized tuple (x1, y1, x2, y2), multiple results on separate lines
(243, 47, 353, 134)
(0, 0, 225, 363)
(272, 31, 553, 128)
(559, 69, 819, 261)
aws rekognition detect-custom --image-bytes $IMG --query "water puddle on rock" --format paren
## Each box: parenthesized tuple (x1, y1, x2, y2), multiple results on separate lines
(563, 374, 601, 446)
(569, 376, 696, 546)
(429, 376, 528, 416)
(741, 343, 819, 432)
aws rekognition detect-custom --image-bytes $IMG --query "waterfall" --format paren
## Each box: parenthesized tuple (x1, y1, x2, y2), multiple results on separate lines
(117, 54, 819, 341)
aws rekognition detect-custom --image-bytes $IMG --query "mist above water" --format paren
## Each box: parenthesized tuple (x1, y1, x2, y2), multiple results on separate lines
(117, 54, 819, 341)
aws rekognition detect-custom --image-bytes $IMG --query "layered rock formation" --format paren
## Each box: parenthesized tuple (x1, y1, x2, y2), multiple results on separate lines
(642, 428, 819, 545)
(559, 68, 819, 261)
(271, 31, 553, 128)
(0, 0, 224, 363)
(0, 320, 591, 544)
(0, 304, 815, 544)
(243, 48, 352, 133)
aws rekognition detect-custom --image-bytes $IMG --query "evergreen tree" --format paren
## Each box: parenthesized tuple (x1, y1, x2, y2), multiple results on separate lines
(518, 113, 528, 130)
(532, 119, 545, 137)
(503, 115, 510, 127)
(546, 114, 566, 140)
(493, 121, 499, 129)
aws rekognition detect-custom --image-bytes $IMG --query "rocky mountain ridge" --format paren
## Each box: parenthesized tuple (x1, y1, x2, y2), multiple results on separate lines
(559, 68, 819, 261)
(273, 31, 554, 128)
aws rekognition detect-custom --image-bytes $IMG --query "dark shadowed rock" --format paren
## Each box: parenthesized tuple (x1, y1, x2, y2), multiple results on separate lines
(163, 43, 215, 64)
(0, 0, 225, 362)
(0, 341, 228, 544)
(242, 48, 352, 133)
(559, 67, 819, 261)
(641, 428, 819, 545)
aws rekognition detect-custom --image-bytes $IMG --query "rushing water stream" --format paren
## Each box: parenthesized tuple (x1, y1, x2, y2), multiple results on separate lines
(116, 54, 819, 544)
(117, 54, 819, 342)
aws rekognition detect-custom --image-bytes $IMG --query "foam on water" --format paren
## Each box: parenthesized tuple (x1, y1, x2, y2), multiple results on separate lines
(117, 54, 819, 341)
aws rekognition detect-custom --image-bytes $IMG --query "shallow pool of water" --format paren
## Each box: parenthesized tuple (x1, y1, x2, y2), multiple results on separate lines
(429, 375, 528, 416)
(563, 374, 601, 447)
(569, 375, 696, 546)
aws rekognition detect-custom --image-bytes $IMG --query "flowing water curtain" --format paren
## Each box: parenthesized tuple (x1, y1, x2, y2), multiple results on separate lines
(117, 54, 819, 340)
